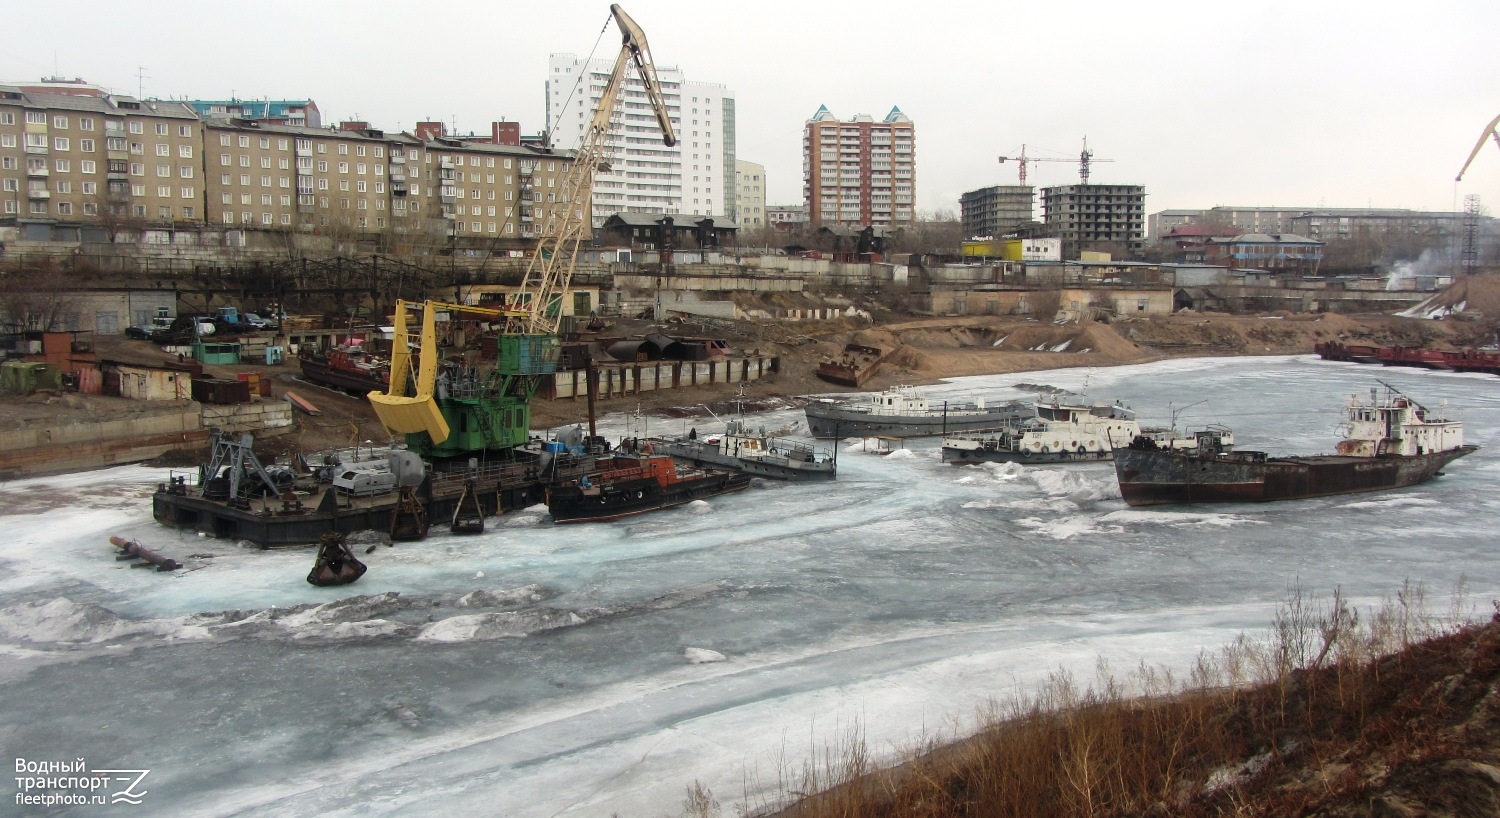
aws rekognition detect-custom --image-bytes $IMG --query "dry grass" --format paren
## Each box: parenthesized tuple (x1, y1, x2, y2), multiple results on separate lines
(682, 580, 1500, 818)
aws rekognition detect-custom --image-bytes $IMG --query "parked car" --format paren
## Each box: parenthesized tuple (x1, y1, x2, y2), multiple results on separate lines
(241, 313, 273, 330)
(125, 316, 174, 341)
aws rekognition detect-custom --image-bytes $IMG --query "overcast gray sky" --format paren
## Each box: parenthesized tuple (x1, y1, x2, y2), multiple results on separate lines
(8, 0, 1500, 217)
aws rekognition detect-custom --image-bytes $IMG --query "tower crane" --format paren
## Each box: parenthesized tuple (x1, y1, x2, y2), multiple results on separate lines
(998, 138, 1112, 186)
(1455, 113, 1500, 182)
(368, 4, 677, 457)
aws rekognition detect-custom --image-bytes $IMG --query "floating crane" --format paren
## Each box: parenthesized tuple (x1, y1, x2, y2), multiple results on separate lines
(998, 138, 1112, 186)
(1456, 113, 1500, 182)
(367, 5, 677, 457)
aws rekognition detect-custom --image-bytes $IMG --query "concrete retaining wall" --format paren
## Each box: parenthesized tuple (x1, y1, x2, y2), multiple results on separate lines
(200, 401, 295, 436)
(0, 405, 206, 478)
(543, 356, 778, 400)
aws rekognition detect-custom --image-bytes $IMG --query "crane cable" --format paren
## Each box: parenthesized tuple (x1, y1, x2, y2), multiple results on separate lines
(548, 12, 615, 151)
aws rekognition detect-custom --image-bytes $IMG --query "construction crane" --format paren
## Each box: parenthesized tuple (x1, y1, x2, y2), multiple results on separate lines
(510, 3, 675, 336)
(368, 4, 677, 457)
(998, 138, 1112, 186)
(1456, 113, 1500, 182)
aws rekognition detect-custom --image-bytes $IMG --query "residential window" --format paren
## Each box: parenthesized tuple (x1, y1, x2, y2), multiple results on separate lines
(128, 121, 143, 134)
(280, 213, 291, 225)
(220, 133, 231, 146)
(132, 185, 145, 196)
(56, 181, 71, 193)
(130, 163, 144, 175)
(181, 166, 194, 178)
(221, 154, 231, 166)
(182, 206, 194, 219)
(278, 158, 289, 170)
(179, 125, 192, 137)
(82, 202, 96, 215)
(220, 173, 230, 184)
(158, 185, 171, 198)
(240, 174, 250, 186)
(53, 115, 69, 129)
(317, 161, 327, 172)
(221, 193, 232, 204)
(338, 144, 348, 155)
(260, 157, 270, 169)
(129, 141, 143, 154)
(278, 139, 289, 150)
(356, 145, 366, 157)
(338, 162, 348, 173)
(280, 194, 291, 206)
(317, 144, 326, 153)
(155, 123, 167, 136)
(223, 212, 234, 224)
(339, 180, 349, 191)
(1, 179, 14, 191)
(156, 164, 170, 177)
(317, 179, 328, 190)
(374, 147, 384, 158)
(261, 194, 271, 206)
(81, 182, 96, 194)
(0, 112, 14, 125)
(279, 176, 290, 188)
(79, 138, 94, 152)
(240, 193, 251, 204)
(156, 144, 169, 156)
(54, 137, 69, 151)
(262, 213, 273, 225)
(58, 202, 73, 215)
(159, 206, 172, 219)
(0, 135, 12, 148)
(54, 159, 70, 172)
(357, 163, 366, 175)
(179, 145, 193, 158)
(25, 111, 46, 125)
(259, 137, 270, 149)
(239, 135, 249, 148)
(260, 175, 270, 187)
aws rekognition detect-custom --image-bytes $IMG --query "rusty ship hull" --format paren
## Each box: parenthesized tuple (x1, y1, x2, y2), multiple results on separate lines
(1113, 445, 1477, 507)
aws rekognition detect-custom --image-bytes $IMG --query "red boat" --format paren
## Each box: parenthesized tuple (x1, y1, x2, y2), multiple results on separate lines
(298, 345, 391, 395)
(546, 452, 750, 523)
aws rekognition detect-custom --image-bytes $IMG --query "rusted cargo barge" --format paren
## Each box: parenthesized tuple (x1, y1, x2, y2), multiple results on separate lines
(1115, 386, 1476, 507)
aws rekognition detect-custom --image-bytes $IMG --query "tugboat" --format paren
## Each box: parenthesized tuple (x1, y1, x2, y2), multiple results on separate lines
(942, 398, 1230, 465)
(655, 385, 837, 480)
(546, 444, 751, 523)
(1114, 383, 1477, 506)
(805, 385, 1033, 439)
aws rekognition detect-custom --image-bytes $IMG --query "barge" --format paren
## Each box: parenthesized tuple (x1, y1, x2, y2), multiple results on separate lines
(805, 385, 1033, 439)
(1114, 385, 1476, 506)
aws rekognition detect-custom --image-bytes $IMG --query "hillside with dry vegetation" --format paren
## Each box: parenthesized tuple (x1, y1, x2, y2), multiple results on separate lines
(678, 586, 1500, 818)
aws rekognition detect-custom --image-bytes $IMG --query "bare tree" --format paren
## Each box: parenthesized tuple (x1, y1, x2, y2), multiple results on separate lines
(0, 258, 83, 331)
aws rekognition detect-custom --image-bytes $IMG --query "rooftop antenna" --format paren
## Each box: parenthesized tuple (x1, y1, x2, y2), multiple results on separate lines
(137, 66, 149, 99)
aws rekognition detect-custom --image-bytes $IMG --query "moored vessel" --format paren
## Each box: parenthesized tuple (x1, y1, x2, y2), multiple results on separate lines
(805, 385, 1033, 439)
(655, 419, 836, 481)
(298, 344, 391, 394)
(546, 450, 751, 523)
(1114, 385, 1477, 506)
(941, 399, 1229, 465)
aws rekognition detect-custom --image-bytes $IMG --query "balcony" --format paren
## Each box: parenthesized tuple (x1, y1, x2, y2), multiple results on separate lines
(26, 189, 51, 200)
(24, 145, 48, 155)
(296, 148, 312, 157)
(391, 182, 407, 196)
(389, 154, 404, 164)
(25, 165, 48, 178)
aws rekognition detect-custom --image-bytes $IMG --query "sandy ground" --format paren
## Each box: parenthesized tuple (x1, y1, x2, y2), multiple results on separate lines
(7, 272, 1500, 463)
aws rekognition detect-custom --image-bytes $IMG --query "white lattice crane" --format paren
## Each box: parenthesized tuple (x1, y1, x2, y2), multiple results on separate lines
(509, 4, 676, 335)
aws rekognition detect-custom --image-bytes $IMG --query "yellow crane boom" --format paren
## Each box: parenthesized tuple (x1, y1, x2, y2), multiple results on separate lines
(1456, 113, 1500, 182)
(509, 3, 677, 336)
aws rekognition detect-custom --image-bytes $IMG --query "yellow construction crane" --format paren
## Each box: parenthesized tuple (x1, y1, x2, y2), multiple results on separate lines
(1456, 113, 1500, 182)
(368, 5, 676, 453)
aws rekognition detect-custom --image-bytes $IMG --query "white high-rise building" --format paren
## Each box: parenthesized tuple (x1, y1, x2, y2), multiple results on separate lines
(546, 53, 736, 227)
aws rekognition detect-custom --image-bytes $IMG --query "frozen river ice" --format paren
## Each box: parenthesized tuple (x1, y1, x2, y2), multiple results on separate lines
(1, 355, 1497, 816)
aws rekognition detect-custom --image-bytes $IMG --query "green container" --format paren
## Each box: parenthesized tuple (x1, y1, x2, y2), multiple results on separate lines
(193, 342, 242, 365)
(496, 334, 559, 375)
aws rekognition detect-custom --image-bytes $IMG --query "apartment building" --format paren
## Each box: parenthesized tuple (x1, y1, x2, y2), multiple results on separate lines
(547, 53, 735, 226)
(959, 185, 1034, 238)
(2, 81, 580, 246)
(187, 99, 321, 128)
(735, 160, 766, 231)
(1, 85, 202, 229)
(802, 105, 914, 228)
(1040, 184, 1146, 256)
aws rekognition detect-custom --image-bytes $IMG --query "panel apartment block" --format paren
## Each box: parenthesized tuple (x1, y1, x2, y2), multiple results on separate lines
(547, 53, 734, 226)
(1, 85, 201, 227)
(802, 105, 914, 228)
